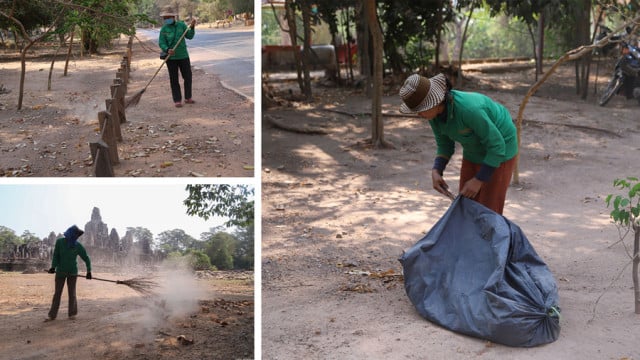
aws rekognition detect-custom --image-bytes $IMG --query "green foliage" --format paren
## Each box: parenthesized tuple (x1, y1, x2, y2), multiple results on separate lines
(261, 7, 281, 45)
(229, 0, 253, 15)
(185, 249, 214, 271)
(20, 230, 40, 246)
(459, 8, 534, 59)
(160, 226, 252, 270)
(126, 226, 154, 255)
(157, 229, 196, 256)
(203, 231, 237, 270)
(606, 177, 640, 228)
(1, 0, 153, 53)
(260, 1, 582, 74)
(0, 226, 21, 257)
(232, 224, 254, 270)
(165, 250, 215, 271)
(184, 184, 254, 227)
(380, 0, 454, 73)
(165, 251, 187, 268)
(403, 39, 435, 72)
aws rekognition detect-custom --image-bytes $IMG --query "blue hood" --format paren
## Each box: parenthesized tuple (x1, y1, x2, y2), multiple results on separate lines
(64, 225, 84, 247)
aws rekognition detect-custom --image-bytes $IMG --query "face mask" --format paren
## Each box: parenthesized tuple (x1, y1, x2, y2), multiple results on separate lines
(164, 18, 174, 25)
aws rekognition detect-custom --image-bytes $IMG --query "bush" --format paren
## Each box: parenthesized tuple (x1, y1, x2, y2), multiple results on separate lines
(185, 250, 213, 271)
(164, 250, 214, 271)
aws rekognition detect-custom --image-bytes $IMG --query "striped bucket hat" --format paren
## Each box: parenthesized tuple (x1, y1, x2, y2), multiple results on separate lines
(399, 73, 447, 114)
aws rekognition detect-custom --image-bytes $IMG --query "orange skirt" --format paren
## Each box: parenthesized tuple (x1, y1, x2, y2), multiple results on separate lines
(458, 156, 517, 215)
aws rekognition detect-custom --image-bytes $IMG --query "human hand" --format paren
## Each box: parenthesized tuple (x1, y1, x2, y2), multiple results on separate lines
(190, 19, 197, 28)
(47, 268, 55, 274)
(86, 272, 92, 280)
(168, 49, 175, 56)
(432, 169, 454, 199)
(460, 177, 483, 199)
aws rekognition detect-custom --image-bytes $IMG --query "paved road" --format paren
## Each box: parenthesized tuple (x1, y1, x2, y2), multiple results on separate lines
(138, 26, 254, 101)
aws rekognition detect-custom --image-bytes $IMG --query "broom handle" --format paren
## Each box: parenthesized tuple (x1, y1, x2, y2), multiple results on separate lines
(46, 270, 120, 284)
(141, 24, 193, 92)
(77, 274, 121, 284)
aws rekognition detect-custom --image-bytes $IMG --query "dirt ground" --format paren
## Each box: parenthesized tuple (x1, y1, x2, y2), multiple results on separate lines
(0, 30, 253, 177)
(0, 269, 253, 360)
(261, 63, 640, 359)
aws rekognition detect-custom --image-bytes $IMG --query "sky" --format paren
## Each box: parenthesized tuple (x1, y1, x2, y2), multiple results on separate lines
(0, 182, 233, 239)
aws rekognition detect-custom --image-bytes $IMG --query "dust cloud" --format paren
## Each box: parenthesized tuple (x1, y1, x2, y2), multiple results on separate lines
(135, 265, 208, 338)
(68, 101, 100, 125)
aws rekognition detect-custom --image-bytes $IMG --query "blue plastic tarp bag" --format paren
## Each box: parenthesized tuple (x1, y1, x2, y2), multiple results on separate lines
(399, 196, 560, 347)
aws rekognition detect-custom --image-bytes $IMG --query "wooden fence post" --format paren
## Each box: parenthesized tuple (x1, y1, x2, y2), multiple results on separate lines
(90, 140, 114, 177)
(116, 69, 127, 94)
(110, 80, 127, 124)
(98, 110, 119, 165)
(105, 98, 123, 141)
(127, 36, 133, 62)
(120, 59, 129, 84)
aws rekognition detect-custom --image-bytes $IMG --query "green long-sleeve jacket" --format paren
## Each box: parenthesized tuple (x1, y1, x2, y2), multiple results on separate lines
(429, 90, 518, 168)
(51, 237, 91, 277)
(159, 20, 195, 60)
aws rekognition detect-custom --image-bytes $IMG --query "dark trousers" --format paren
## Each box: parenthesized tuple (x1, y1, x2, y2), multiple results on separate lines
(166, 57, 192, 102)
(48, 275, 77, 319)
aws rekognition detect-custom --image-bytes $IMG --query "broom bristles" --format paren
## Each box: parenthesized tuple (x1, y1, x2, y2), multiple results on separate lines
(118, 276, 159, 296)
(125, 89, 145, 108)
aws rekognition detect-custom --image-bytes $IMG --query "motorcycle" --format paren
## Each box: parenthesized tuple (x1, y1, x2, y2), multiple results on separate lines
(596, 26, 640, 106)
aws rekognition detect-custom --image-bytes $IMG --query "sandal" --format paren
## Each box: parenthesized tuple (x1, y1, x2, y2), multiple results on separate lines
(175, 102, 183, 108)
(185, 99, 195, 104)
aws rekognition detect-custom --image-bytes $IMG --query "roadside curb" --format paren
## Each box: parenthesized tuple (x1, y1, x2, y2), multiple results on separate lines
(220, 79, 253, 102)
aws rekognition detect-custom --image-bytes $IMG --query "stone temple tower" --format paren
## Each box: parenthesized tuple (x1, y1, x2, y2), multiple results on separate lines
(83, 207, 109, 248)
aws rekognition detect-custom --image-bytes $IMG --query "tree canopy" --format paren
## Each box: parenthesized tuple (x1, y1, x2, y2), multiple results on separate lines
(184, 184, 255, 227)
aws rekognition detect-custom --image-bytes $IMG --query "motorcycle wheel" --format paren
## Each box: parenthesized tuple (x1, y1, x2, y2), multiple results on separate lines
(599, 75, 624, 106)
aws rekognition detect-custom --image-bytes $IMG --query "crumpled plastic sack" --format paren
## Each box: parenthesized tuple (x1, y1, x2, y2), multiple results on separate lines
(399, 196, 560, 347)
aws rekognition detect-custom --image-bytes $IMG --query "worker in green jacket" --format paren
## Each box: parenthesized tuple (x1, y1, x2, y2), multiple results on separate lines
(159, 5, 196, 108)
(399, 73, 518, 214)
(45, 225, 92, 321)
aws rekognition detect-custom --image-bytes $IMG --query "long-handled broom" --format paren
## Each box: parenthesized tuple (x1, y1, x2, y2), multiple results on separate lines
(81, 273, 159, 296)
(125, 25, 193, 108)
(47, 271, 159, 296)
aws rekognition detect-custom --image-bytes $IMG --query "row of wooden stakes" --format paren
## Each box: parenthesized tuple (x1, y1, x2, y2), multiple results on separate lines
(90, 36, 133, 177)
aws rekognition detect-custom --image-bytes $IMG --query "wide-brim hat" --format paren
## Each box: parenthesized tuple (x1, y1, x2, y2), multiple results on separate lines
(399, 73, 447, 114)
(159, 6, 177, 17)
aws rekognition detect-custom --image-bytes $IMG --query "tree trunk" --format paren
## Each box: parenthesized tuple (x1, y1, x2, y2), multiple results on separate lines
(343, 8, 354, 82)
(64, 30, 75, 77)
(284, 0, 304, 95)
(48, 44, 63, 91)
(457, 5, 476, 86)
(512, 16, 637, 184)
(536, 12, 545, 76)
(358, 1, 372, 98)
(574, 0, 591, 98)
(364, 0, 390, 149)
(18, 47, 28, 110)
(300, 0, 312, 99)
(434, 4, 443, 69)
(329, 23, 342, 85)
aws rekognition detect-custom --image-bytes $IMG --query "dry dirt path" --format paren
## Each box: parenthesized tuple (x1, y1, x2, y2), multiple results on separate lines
(0, 270, 254, 360)
(261, 66, 640, 359)
(0, 33, 253, 177)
